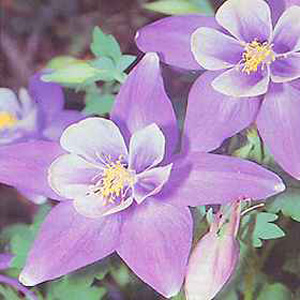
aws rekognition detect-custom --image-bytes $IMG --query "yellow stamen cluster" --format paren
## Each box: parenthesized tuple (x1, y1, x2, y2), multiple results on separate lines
(0, 112, 17, 129)
(241, 40, 275, 74)
(90, 156, 135, 204)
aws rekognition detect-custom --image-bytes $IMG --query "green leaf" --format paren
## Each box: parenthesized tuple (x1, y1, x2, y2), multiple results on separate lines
(0, 284, 20, 300)
(257, 283, 292, 300)
(90, 27, 122, 63)
(267, 188, 300, 222)
(42, 62, 99, 85)
(116, 55, 136, 72)
(46, 56, 79, 70)
(251, 212, 285, 247)
(144, 0, 213, 15)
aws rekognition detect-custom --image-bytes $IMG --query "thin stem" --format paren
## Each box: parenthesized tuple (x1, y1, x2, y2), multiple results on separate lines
(0, 274, 37, 300)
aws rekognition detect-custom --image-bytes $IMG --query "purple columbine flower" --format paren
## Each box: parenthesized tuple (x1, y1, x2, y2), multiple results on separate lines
(0, 53, 285, 298)
(0, 73, 82, 203)
(136, 1, 300, 179)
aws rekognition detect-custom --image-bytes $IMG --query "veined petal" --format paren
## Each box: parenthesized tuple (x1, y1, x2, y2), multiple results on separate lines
(257, 82, 300, 179)
(29, 72, 64, 125)
(212, 67, 270, 97)
(19, 201, 120, 286)
(183, 71, 261, 152)
(267, 0, 286, 25)
(216, 0, 272, 43)
(271, 53, 300, 83)
(129, 123, 165, 172)
(135, 15, 219, 70)
(160, 153, 285, 207)
(60, 118, 128, 164)
(117, 201, 192, 298)
(74, 195, 134, 219)
(0, 141, 65, 200)
(191, 28, 244, 70)
(133, 164, 173, 204)
(43, 110, 83, 141)
(272, 6, 300, 54)
(111, 53, 178, 157)
(48, 153, 101, 199)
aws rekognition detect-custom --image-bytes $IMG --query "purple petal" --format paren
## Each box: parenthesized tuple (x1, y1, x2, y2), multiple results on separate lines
(129, 123, 165, 173)
(183, 71, 261, 152)
(284, 0, 300, 7)
(0, 141, 65, 200)
(133, 164, 173, 204)
(60, 118, 128, 164)
(19, 201, 120, 286)
(216, 0, 272, 43)
(272, 6, 300, 54)
(212, 67, 270, 97)
(43, 110, 83, 141)
(111, 53, 178, 156)
(271, 53, 300, 83)
(48, 154, 101, 199)
(135, 15, 219, 70)
(0, 254, 13, 270)
(117, 201, 192, 298)
(160, 153, 285, 207)
(257, 82, 300, 179)
(191, 28, 244, 70)
(267, 0, 286, 25)
(29, 72, 64, 125)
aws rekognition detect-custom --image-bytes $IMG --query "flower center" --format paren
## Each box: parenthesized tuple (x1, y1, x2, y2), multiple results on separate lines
(90, 156, 135, 204)
(0, 112, 17, 129)
(241, 40, 275, 74)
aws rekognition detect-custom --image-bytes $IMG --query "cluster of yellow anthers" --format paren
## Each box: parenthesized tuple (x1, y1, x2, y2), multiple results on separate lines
(241, 40, 275, 74)
(0, 112, 17, 129)
(88, 155, 135, 205)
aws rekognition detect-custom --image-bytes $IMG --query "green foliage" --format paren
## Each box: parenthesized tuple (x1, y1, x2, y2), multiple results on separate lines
(257, 283, 292, 300)
(242, 212, 285, 248)
(0, 284, 20, 300)
(143, 0, 214, 15)
(267, 188, 300, 222)
(0, 204, 51, 270)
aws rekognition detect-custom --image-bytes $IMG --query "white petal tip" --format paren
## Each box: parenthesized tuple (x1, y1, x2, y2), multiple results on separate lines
(19, 273, 37, 286)
(135, 31, 140, 40)
(274, 182, 286, 193)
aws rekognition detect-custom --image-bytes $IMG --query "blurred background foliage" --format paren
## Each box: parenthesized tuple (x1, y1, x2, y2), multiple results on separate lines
(0, 0, 299, 299)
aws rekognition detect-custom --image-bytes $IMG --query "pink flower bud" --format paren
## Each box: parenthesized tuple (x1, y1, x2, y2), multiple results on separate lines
(185, 202, 241, 300)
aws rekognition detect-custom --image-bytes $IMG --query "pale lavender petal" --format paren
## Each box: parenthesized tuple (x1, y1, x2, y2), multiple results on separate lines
(19, 201, 120, 286)
(257, 82, 300, 179)
(160, 153, 285, 207)
(216, 0, 272, 43)
(284, 0, 300, 7)
(133, 164, 173, 204)
(117, 201, 192, 298)
(271, 53, 300, 82)
(191, 28, 244, 70)
(111, 53, 178, 156)
(0, 88, 20, 114)
(48, 154, 101, 199)
(43, 110, 83, 141)
(272, 6, 300, 54)
(60, 118, 128, 164)
(128, 123, 165, 173)
(212, 67, 270, 97)
(74, 195, 134, 219)
(19, 189, 48, 205)
(183, 71, 261, 152)
(0, 141, 65, 200)
(29, 72, 64, 125)
(135, 15, 219, 70)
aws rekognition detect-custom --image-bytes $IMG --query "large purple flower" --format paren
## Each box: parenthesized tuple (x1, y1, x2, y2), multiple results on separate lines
(0, 53, 285, 298)
(136, 0, 300, 179)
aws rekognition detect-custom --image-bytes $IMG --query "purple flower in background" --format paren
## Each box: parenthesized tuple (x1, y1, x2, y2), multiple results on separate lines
(0, 53, 285, 298)
(136, 0, 300, 179)
(0, 73, 81, 144)
(0, 73, 82, 203)
(185, 202, 241, 300)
